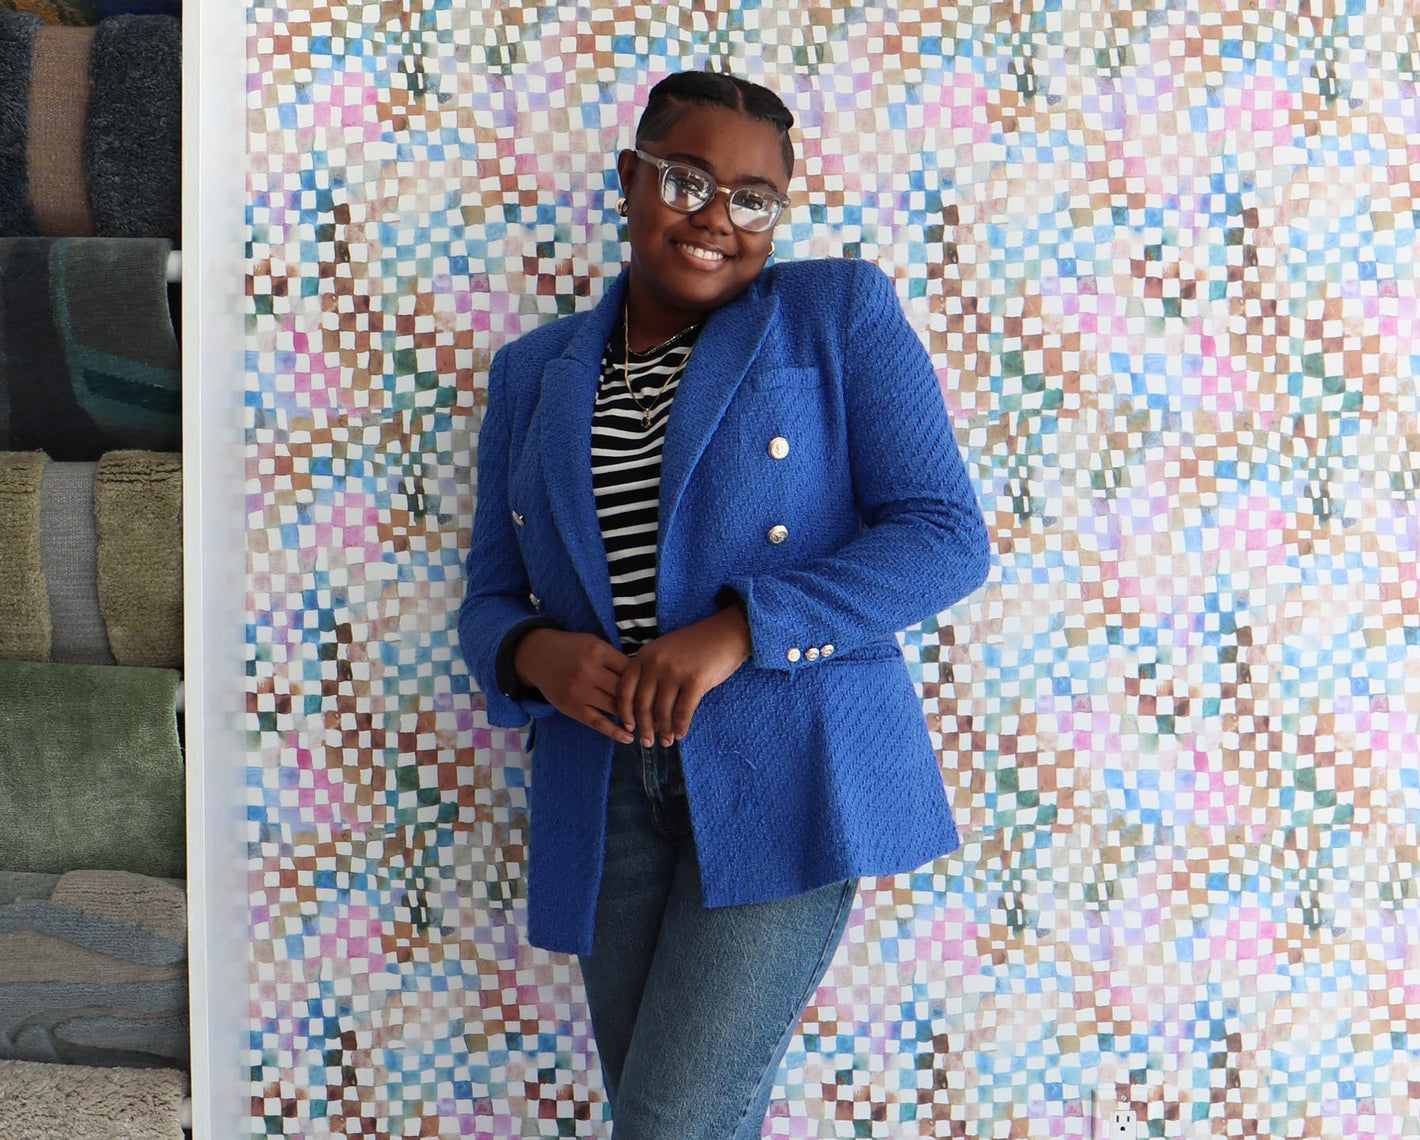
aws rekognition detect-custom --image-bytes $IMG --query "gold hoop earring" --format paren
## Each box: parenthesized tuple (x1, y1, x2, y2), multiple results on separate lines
(769, 242, 777, 257)
(616, 197, 629, 217)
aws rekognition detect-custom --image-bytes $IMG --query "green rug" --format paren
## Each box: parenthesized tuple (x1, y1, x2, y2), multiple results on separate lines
(95, 450, 181, 668)
(0, 660, 182, 877)
(0, 452, 51, 660)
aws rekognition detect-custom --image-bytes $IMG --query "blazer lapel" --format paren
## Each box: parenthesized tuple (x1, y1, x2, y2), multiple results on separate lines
(534, 269, 779, 640)
(659, 276, 780, 543)
(539, 273, 628, 644)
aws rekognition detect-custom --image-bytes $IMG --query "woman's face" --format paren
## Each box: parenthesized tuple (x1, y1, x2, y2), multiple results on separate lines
(617, 103, 789, 331)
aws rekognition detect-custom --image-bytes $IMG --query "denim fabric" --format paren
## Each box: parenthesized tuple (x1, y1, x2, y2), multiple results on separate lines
(578, 740, 857, 1139)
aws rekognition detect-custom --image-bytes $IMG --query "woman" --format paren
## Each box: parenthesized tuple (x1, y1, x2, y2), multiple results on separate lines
(459, 70, 990, 1139)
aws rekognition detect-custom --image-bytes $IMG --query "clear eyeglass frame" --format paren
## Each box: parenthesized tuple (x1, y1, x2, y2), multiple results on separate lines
(631, 148, 789, 233)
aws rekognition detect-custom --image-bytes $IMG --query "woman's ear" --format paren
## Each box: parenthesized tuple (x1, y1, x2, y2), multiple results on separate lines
(615, 148, 637, 197)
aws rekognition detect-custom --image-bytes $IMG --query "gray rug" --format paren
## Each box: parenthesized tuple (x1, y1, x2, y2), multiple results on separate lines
(39, 459, 112, 664)
(0, 1056, 186, 1139)
(0, 870, 187, 1068)
(0, 237, 181, 459)
(85, 15, 180, 240)
(0, 12, 42, 236)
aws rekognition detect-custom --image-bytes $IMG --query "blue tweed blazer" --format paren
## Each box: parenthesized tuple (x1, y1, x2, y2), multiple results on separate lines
(459, 257, 990, 955)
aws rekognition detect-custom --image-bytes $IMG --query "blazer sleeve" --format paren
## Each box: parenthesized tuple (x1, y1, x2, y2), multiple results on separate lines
(458, 345, 557, 726)
(721, 259, 991, 670)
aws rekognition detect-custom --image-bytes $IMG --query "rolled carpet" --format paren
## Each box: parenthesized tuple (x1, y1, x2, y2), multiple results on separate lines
(0, 454, 179, 666)
(2, 2, 182, 22)
(95, 450, 181, 668)
(0, 659, 183, 878)
(0, 236, 180, 458)
(0, 1058, 187, 1139)
(85, 14, 180, 240)
(0, 451, 51, 660)
(0, 13, 178, 236)
(0, 869, 187, 1067)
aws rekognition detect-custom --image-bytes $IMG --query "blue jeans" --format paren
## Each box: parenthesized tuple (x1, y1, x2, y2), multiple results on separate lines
(577, 740, 857, 1139)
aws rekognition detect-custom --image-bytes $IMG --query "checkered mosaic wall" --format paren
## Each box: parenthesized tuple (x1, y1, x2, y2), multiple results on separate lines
(242, 2, 1420, 1136)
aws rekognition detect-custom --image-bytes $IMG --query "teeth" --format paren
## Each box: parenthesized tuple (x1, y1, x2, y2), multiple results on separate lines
(676, 242, 724, 262)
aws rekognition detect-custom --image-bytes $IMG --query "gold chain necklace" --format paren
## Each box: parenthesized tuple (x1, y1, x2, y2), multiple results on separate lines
(622, 307, 695, 429)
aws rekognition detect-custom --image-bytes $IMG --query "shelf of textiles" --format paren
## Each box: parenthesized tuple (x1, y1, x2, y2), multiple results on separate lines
(0, 4, 190, 1138)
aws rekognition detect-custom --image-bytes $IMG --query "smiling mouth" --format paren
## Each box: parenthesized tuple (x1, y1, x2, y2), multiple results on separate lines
(673, 240, 728, 264)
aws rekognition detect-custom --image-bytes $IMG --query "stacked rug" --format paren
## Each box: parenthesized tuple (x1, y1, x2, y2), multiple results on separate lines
(0, 239, 180, 456)
(0, 658, 183, 878)
(0, 451, 182, 666)
(0, 2, 189, 1126)
(3, 1, 183, 25)
(0, 12, 180, 238)
(0, 869, 187, 1067)
(0, 1057, 187, 1139)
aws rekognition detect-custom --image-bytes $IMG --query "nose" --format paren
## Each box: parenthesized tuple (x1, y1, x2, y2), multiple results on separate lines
(690, 187, 735, 234)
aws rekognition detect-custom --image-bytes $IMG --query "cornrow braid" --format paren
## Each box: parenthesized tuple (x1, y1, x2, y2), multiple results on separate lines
(635, 69, 796, 178)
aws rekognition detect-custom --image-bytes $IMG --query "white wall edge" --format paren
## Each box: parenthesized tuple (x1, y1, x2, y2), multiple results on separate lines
(183, 1, 251, 1136)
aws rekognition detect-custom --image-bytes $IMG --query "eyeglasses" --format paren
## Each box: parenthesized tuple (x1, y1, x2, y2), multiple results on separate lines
(632, 148, 788, 233)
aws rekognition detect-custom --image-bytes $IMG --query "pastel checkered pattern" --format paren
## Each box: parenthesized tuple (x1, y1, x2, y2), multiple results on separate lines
(244, 2, 1420, 1136)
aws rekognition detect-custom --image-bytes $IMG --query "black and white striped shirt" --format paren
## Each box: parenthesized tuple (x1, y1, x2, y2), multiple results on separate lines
(591, 324, 701, 650)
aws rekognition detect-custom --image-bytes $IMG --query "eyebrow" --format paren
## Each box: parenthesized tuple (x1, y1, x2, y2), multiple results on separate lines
(661, 151, 783, 192)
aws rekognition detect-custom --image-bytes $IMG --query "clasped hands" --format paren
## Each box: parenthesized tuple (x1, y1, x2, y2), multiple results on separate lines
(511, 605, 752, 746)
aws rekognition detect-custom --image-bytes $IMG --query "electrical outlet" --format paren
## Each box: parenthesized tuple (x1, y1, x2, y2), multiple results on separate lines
(1107, 1108, 1137, 1139)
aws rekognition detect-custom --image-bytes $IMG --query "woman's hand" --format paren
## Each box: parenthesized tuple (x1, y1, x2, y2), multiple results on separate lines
(513, 629, 635, 744)
(616, 606, 752, 747)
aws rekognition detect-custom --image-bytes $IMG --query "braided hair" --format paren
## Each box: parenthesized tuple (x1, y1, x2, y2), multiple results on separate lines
(635, 70, 796, 178)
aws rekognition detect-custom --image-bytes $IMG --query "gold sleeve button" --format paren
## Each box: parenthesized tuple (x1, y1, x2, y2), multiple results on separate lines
(804, 647, 820, 661)
(767, 524, 789, 544)
(821, 643, 834, 657)
(768, 436, 790, 459)
(786, 647, 801, 663)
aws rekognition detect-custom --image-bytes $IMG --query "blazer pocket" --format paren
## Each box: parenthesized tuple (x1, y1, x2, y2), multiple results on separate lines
(733, 368, 834, 465)
(749, 366, 823, 392)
